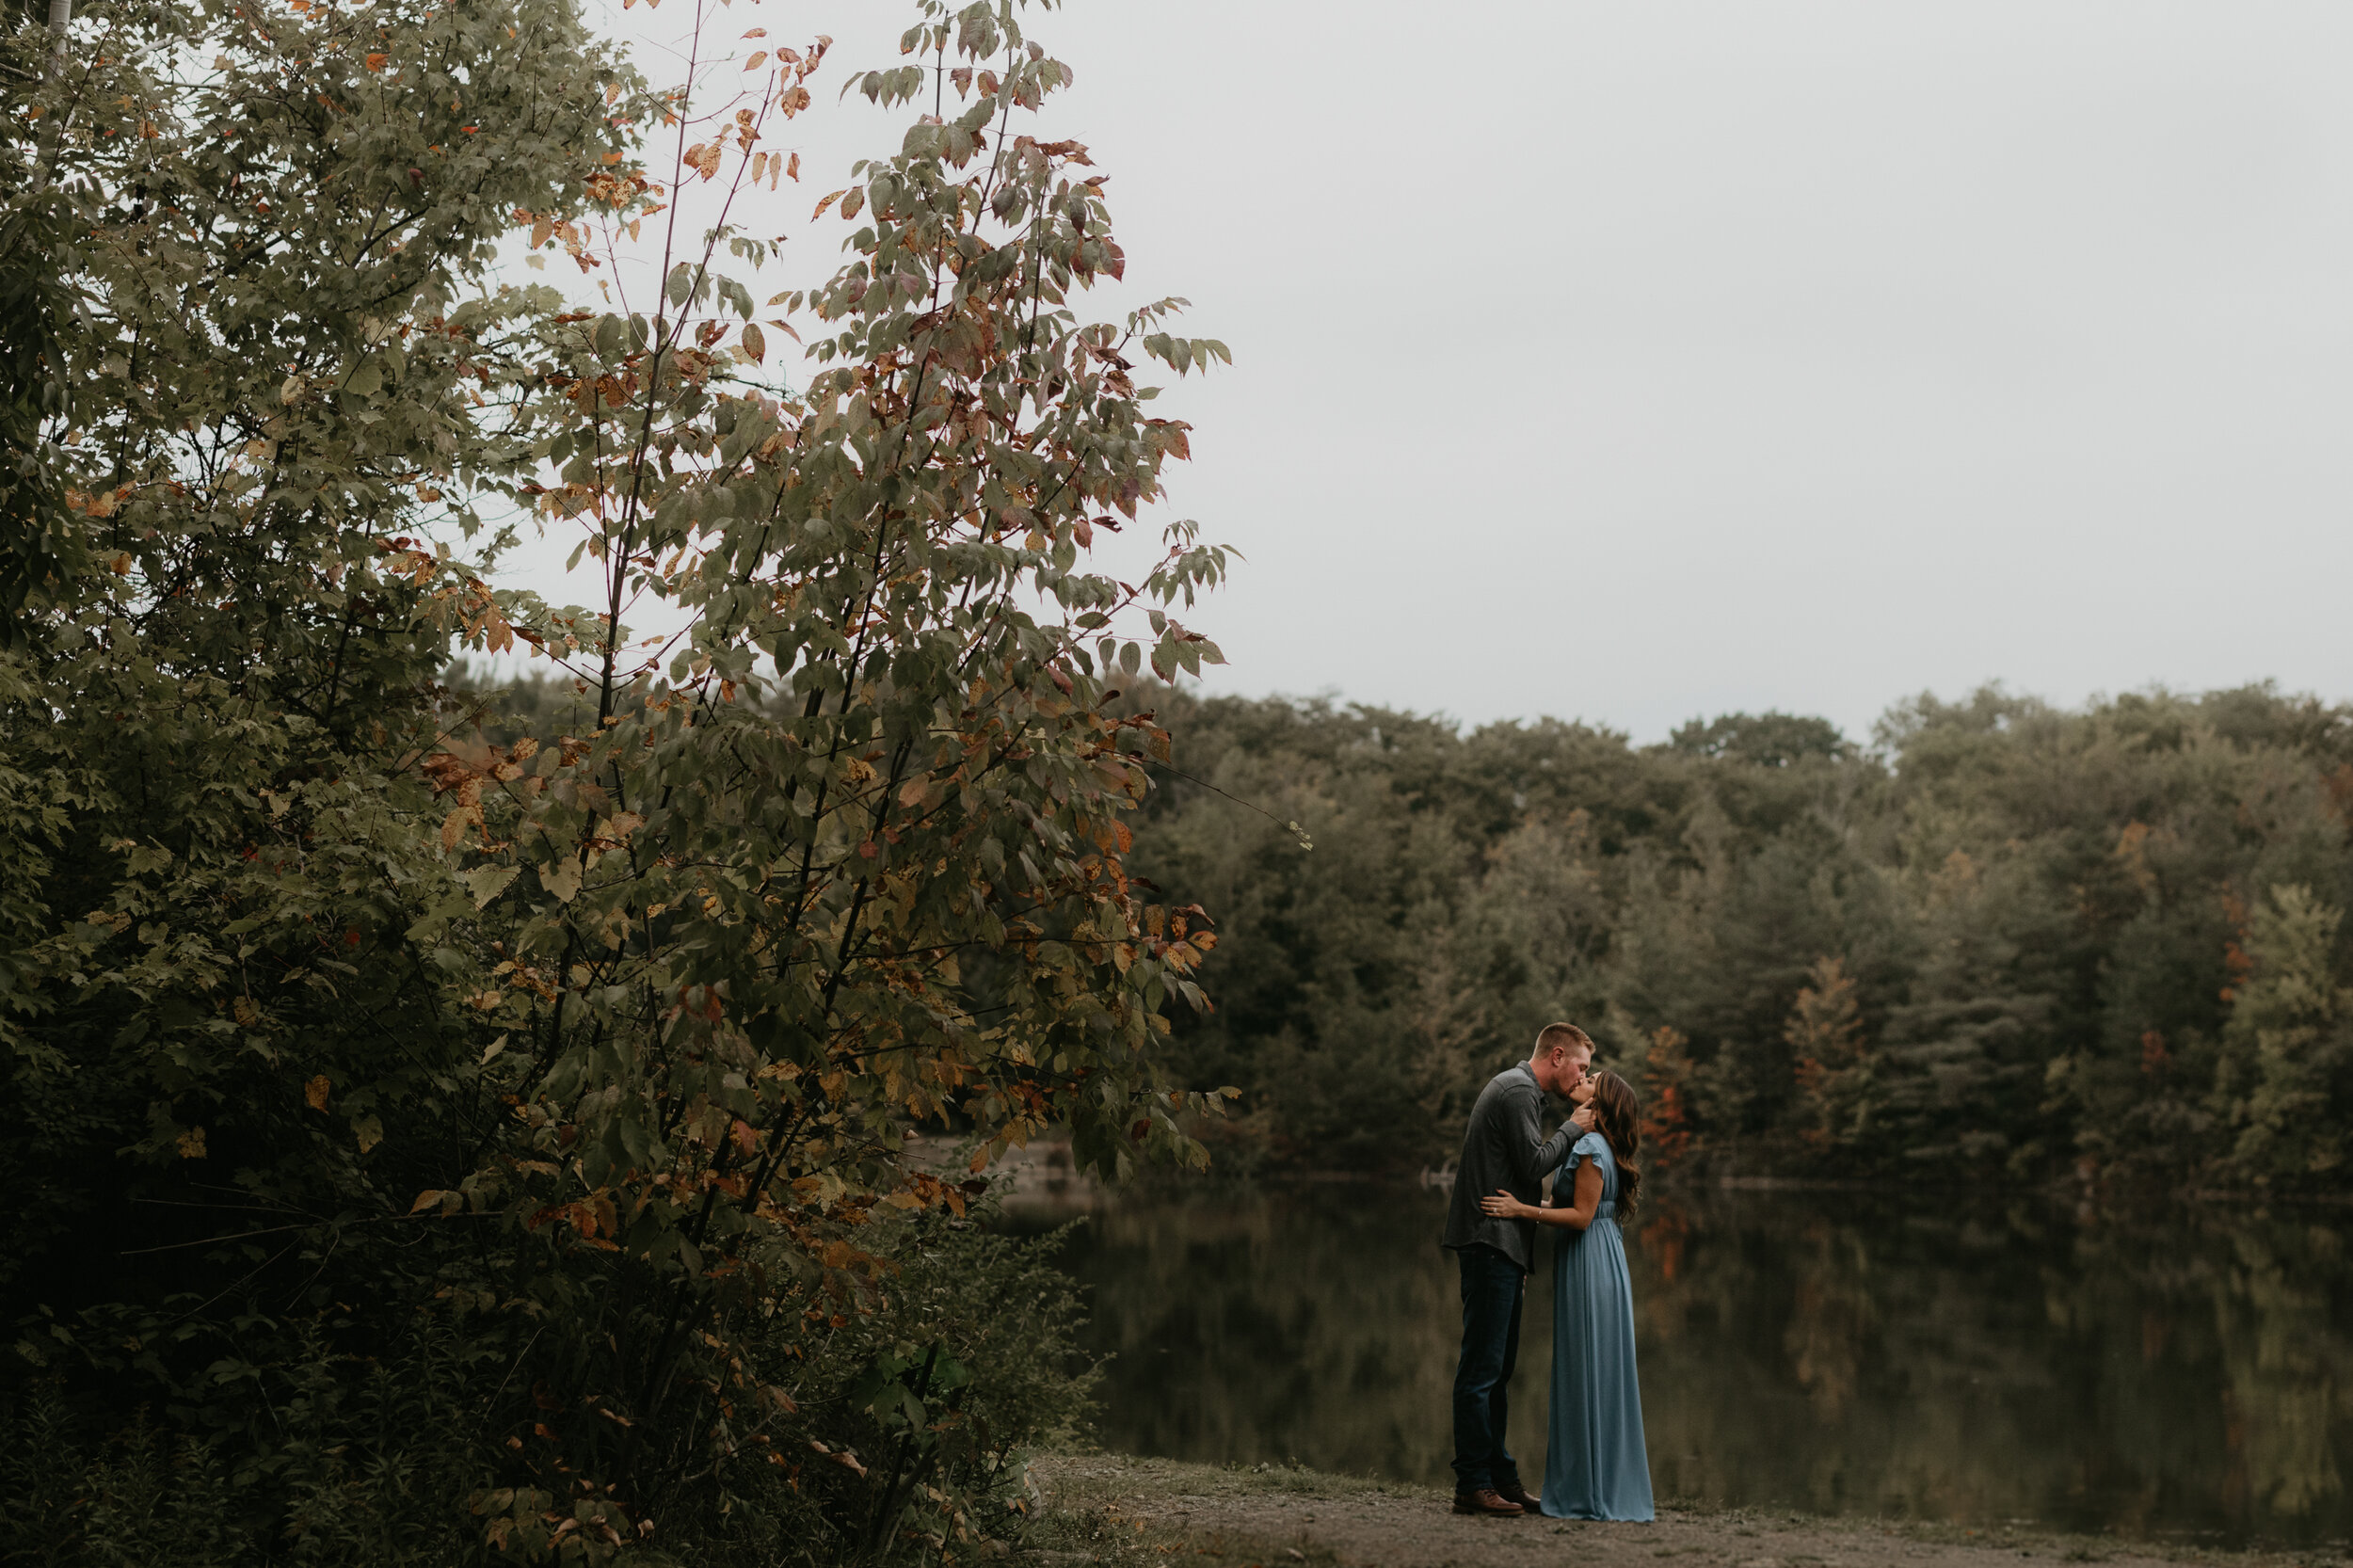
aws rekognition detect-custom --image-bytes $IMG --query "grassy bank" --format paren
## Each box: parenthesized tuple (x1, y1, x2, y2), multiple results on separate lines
(1019, 1454, 2349, 1568)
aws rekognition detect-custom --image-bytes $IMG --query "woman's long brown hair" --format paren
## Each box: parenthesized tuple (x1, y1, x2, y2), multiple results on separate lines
(1586, 1070, 1643, 1221)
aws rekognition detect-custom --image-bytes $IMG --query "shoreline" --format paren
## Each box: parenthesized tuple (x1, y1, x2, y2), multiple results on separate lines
(1020, 1454, 2347, 1568)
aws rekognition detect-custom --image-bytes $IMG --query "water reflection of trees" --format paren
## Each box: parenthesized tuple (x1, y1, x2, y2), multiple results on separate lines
(1063, 1187, 2353, 1543)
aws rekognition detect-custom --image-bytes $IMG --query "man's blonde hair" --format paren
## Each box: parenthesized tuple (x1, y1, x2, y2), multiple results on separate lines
(1534, 1021, 1593, 1058)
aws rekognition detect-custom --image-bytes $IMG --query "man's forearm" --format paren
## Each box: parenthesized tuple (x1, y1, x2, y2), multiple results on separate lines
(1510, 1096, 1575, 1183)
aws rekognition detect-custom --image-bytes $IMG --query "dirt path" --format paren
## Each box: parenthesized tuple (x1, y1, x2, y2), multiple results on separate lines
(1026, 1456, 2329, 1568)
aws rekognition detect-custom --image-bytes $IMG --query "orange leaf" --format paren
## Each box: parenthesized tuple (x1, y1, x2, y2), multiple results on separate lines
(305, 1074, 331, 1112)
(364, 52, 388, 70)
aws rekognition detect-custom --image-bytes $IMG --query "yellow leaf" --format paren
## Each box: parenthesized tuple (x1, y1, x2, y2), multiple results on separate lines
(811, 188, 845, 220)
(232, 996, 260, 1026)
(176, 1127, 207, 1159)
(354, 1114, 384, 1154)
(744, 50, 766, 70)
(542, 856, 583, 904)
(481, 1033, 508, 1064)
(740, 322, 765, 363)
(304, 1074, 330, 1112)
(410, 1189, 446, 1213)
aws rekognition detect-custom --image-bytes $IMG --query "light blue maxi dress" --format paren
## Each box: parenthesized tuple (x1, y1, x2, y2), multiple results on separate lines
(1540, 1131, 1655, 1522)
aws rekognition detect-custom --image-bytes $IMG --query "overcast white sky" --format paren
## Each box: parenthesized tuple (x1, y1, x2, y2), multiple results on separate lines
(498, 0, 2353, 744)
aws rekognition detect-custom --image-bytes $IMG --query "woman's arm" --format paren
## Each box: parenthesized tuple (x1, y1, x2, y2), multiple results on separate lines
(1478, 1161, 1605, 1231)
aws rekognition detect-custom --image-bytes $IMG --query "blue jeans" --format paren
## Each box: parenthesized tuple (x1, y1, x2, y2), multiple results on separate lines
(1450, 1243, 1527, 1495)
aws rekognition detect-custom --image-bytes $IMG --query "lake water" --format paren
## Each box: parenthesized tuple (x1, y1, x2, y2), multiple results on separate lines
(1040, 1181, 2353, 1546)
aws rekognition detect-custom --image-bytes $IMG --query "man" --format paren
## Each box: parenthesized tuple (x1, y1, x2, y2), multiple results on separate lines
(1440, 1021, 1594, 1517)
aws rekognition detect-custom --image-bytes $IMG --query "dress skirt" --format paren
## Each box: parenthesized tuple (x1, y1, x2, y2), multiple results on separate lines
(1540, 1200, 1655, 1522)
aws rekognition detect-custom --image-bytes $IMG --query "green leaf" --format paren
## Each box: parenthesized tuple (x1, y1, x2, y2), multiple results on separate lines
(465, 864, 520, 909)
(594, 313, 628, 361)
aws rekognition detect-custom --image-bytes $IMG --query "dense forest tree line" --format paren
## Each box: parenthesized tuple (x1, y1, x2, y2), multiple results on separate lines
(1127, 683, 2353, 1189)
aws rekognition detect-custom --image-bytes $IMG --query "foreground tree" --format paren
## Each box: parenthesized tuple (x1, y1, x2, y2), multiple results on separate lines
(2, 0, 633, 1329)
(421, 0, 1235, 1543)
(1, 0, 1232, 1558)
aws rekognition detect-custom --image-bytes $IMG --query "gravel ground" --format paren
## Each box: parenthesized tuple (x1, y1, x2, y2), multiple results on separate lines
(1023, 1455, 2345, 1568)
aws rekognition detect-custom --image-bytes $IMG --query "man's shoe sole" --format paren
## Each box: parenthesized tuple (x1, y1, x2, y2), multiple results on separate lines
(1451, 1498, 1524, 1517)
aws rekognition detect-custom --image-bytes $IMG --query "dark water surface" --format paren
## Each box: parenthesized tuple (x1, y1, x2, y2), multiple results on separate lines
(1042, 1182, 2353, 1545)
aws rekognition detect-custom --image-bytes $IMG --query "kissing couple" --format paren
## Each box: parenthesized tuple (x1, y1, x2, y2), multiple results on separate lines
(1441, 1022, 1653, 1522)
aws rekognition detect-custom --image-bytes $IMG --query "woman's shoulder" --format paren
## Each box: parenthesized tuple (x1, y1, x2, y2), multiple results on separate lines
(1569, 1130, 1611, 1162)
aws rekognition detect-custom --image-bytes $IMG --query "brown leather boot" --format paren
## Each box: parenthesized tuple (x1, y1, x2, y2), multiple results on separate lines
(1495, 1480, 1543, 1515)
(1452, 1488, 1524, 1517)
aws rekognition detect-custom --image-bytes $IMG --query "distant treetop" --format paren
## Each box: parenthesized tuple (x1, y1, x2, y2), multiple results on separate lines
(1666, 710, 1849, 768)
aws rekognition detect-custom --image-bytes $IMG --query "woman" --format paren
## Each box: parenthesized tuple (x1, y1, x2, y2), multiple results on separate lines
(1479, 1069, 1654, 1522)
